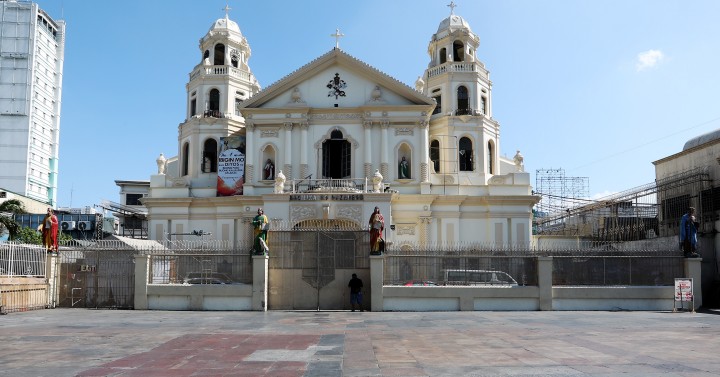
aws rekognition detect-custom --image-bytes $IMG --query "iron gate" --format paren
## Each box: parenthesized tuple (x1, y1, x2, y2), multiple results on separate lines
(57, 249, 136, 309)
(269, 229, 370, 310)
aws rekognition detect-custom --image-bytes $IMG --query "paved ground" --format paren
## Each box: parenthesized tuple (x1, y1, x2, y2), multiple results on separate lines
(1, 308, 720, 377)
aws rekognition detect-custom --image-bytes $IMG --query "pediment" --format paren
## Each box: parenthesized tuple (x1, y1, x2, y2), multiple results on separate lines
(240, 49, 434, 110)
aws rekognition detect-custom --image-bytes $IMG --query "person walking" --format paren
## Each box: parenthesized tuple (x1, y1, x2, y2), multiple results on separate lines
(348, 273, 364, 312)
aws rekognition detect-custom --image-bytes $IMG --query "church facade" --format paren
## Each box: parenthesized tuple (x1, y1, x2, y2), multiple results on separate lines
(143, 9, 539, 248)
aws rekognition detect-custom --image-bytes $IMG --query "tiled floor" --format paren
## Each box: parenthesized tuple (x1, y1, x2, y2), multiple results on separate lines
(1, 309, 719, 376)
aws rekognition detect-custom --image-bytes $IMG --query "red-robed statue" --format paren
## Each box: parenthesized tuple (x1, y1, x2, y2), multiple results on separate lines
(368, 206, 384, 254)
(38, 208, 59, 253)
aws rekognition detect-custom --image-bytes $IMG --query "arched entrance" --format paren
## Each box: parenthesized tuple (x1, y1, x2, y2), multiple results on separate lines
(267, 219, 370, 310)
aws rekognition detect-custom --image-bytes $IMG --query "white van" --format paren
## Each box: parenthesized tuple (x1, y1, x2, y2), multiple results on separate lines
(444, 270, 518, 286)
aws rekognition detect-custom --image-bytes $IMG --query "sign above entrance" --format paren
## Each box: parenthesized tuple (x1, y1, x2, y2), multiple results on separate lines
(290, 194, 364, 201)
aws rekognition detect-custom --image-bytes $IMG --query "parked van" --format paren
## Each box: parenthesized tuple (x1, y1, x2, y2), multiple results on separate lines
(443, 270, 518, 286)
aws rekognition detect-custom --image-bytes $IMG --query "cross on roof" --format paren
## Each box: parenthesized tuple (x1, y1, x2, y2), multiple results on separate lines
(331, 28, 345, 49)
(223, 4, 231, 18)
(447, 1, 457, 15)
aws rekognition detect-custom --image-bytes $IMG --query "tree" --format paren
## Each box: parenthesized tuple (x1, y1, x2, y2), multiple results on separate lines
(0, 199, 26, 240)
(14, 226, 72, 245)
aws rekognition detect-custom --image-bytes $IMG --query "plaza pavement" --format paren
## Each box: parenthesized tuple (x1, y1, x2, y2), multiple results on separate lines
(1, 308, 720, 377)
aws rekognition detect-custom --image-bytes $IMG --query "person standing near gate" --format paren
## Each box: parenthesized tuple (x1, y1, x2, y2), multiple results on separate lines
(252, 208, 269, 255)
(680, 207, 700, 258)
(348, 273, 363, 312)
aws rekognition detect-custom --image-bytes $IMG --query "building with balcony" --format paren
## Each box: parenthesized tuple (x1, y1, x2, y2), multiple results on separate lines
(140, 8, 539, 247)
(0, 0, 65, 206)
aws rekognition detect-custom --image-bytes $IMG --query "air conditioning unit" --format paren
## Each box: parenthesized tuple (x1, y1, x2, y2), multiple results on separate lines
(77, 221, 93, 231)
(60, 221, 76, 231)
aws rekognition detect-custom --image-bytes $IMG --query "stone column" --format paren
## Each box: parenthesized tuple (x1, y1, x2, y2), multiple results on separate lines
(369, 254, 384, 312)
(252, 254, 269, 311)
(283, 122, 293, 178)
(134, 254, 150, 310)
(299, 122, 309, 179)
(363, 120, 372, 178)
(419, 217, 432, 247)
(45, 253, 59, 308)
(245, 123, 255, 183)
(537, 256, 553, 311)
(418, 120, 430, 183)
(380, 120, 389, 178)
(685, 258, 703, 309)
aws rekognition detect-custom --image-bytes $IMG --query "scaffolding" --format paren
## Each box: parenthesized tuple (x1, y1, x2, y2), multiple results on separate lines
(534, 168, 590, 216)
(534, 167, 714, 241)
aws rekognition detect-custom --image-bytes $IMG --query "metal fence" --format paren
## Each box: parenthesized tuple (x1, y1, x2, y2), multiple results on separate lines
(384, 245, 538, 286)
(149, 252, 253, 285)
(0, 243, 46, 277)
(384, 243, 685, 287)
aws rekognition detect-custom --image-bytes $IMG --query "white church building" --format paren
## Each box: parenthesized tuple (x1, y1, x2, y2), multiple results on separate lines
(143, 8, 539, 248)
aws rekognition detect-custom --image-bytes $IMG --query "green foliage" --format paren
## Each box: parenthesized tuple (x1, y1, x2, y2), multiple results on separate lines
(0, 200, 27, 240)
(15, 226, 42, 244)
(0, 199, 26, 214)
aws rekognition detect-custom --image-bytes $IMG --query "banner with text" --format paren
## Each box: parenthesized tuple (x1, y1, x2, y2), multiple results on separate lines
(217, 136, 246, 196)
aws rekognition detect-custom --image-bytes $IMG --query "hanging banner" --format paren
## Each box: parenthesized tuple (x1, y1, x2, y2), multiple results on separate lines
(217, 136, 246, 196)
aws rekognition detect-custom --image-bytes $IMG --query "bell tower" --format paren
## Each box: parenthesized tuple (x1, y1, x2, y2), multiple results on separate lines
(421, 3, 501, 178)
(177, 7, 260, 187)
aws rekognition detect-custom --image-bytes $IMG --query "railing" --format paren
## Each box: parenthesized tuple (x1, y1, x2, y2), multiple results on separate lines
(189, 65, 255, 82)
(289, 178, 371, 194)
(149, 252, 252, 285)
(427, 62, 478, 78)
(0, 243, 46, 277)
(383, 242, 684, 287)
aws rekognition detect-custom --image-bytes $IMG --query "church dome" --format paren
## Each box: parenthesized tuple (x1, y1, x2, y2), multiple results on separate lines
(436, 15, 473, 34)
(209, 16, 241, 34)
(683, 128, 720, 151)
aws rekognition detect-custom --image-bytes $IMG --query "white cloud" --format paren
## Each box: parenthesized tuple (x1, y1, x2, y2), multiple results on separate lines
(636, 49, 664, 71)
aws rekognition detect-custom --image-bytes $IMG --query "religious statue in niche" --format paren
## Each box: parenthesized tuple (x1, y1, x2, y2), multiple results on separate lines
(398, 156, 410, 179)
(326, 73, 347, 99)
(264, 159, 275, 180)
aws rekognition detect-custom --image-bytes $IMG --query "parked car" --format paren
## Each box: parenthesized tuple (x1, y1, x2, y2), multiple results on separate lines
(443, 270, 518, 286)
(403, 280, 439, 286)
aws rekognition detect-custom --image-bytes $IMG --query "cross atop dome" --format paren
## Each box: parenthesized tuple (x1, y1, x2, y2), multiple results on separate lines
(223, 3, 231, 18)
(447, 1, 457, 15)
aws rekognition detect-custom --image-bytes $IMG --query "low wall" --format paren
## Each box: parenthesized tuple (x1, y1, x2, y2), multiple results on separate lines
(383, 286, 539, 311)
(146, 284, 252, 311)
(0, 277, 47, 314)
(381, 285, 676, 311)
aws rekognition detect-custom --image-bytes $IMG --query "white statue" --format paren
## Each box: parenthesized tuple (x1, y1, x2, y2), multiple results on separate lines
(372, 169, 384, 193)
(415, 76, 425, 92)
(513, 150, 524, 172)
(274, 170, 286, 194)
(156, 153, 167, 175)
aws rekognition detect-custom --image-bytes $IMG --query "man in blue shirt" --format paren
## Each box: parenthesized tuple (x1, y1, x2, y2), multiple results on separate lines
(680, 207, 700, 258)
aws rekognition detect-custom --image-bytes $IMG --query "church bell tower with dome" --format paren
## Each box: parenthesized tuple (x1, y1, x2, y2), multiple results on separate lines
(420, 2, 501, 183)
(175, 9, 260, 188)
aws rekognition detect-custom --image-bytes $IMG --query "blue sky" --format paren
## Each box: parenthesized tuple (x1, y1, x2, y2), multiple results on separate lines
(39, 0, 720, 209)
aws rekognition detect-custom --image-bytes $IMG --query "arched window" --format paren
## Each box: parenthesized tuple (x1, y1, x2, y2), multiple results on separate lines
(453, 41, 464, 62)
(457, 86, 469, 115)
(487, 141, 494, 174)
(182, 142, 190, 176)
(430, 140, 440, 173)
(207, 89, 220, 117)
(202, 139, 218, 173)
(213, 44, 225, 65)
(439, 48, 447, 64)
(459, 137, 473, 171)
(322, 130, 351, 178)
